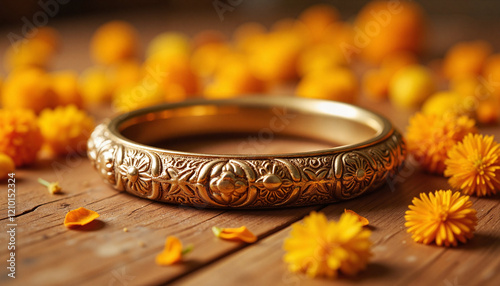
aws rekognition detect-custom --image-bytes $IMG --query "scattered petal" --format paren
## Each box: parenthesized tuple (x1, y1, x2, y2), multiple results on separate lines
(64, 207, 100, 227)
(344, 209, 369, 226)
(212, 226, 257, 243)
(155, 236, 192, 266)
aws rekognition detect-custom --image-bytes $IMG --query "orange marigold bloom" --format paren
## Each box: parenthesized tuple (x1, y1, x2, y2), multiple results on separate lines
(2, 67, 57, 114)
(405, 190, 477, 247)
(38, 105, 95, 156)
(90, 21, 139, 65)
(405, 113, 477, 174)
(64, 207, 100, 227)
(212, 226, 257, 243)
(445, 134, 500, 196)
(0, 109, 42, 167)
(155, 236, 193, 266)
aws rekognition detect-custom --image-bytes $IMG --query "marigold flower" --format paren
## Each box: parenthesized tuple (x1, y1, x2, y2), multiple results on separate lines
(283, 211, 372, 278)
(38, 105, 95, 156)
(4, 39, 55, 70)
(0, 153, 15, 179)
(296, 67, 357, 103)
(405, 112, 477, 174)
(247, 31, 303, 83)
(38, 178, 62, 194)
(51, 71, 83, 108)
(405, 190, 477, 247)
(204, 54, 265, 99)
(112, 82, 165, 113)
(0, 109, 42, 167)
(212, 226, 257, 243)
(389, 65, 435, 109)
(445, 134, 500, 196)
(155, 236, 193, 266)
(421, 91, 464, 116)
(64, 207, 100, 227)
(90, 21, 139, 65)
(442, 40, 492, 80)
(79, 66, 113, 105)
(146, 32, 191, 61)
(1, 67, 57, 113)
(344, 209, 369, 226)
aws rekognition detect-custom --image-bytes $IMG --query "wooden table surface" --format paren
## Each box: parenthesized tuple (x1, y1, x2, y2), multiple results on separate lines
(1, 6, 500, 286)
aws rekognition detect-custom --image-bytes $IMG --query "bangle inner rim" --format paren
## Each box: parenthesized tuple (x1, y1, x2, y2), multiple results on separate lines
(112, 98, 390, 157)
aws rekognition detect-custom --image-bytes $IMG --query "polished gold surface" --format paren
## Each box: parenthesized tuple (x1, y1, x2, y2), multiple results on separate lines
(88, 97, 406, 208)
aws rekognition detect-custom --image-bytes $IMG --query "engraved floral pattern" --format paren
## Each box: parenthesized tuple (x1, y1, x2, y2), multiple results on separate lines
(342, 153, 375, 197)
(209, 161, 249, 205)
(118, 150, 152, 196)
(254, 161, 293, 204)
(96, 144, 116, 185)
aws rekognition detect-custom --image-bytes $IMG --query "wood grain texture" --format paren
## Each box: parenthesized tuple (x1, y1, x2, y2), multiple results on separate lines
(1, 8, 500, 286)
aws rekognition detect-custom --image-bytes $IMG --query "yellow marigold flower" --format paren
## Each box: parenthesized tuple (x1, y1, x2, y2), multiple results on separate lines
(64, 207, 100, 227)
(51, 71, 83, 108)
(155, 236, 193, 266)
(38, 105, 95, 156)
(405, 113, 477, 174)
(90, 21, 139, 65)
(405, 190, 477, 247)
(146, 32, 191, 61)
(212, 226, 257, 243)
(112, 82, 165, 113)
(445, 134, 500, 196)
(2, 67, 57, 114)
(4, 39, 55, 70)
(204, 54, 265, 99)
(0, 153, 15, 179)
(38, 178, 62, 194)
(296, 67, 358, 103)
(283, 212, 372, 279)
(389, 65, 435, 109)
(79, 66, 113, 105)
(0, 109, 42, 167)
(421, 91, 464, 117)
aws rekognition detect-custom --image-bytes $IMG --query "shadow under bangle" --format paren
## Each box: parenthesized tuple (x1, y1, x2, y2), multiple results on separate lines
(88, 97, 406, 208)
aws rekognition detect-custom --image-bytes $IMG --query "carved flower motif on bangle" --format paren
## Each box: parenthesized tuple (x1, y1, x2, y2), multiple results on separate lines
(343, 154, 375, 195)
(209, 161, 249, 205)
(119, 150, 152, 195)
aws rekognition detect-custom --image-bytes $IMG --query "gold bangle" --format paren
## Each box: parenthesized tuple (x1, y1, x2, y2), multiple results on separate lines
(88, 97, 406, 208)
